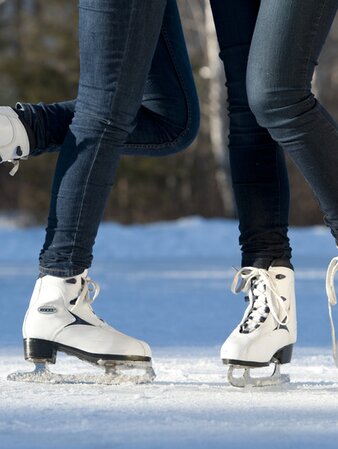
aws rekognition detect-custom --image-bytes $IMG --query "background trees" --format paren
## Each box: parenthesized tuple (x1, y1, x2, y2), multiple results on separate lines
(0, 0, 337, 226)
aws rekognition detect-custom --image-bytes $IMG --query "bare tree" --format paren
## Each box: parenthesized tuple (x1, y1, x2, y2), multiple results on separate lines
(203, 0, 234, 216)
(178, 0, 234, 216)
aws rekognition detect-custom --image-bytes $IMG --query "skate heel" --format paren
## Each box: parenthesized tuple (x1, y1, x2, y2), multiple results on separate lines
(273, 344, 293, 364)
(24, 338, 57, 364)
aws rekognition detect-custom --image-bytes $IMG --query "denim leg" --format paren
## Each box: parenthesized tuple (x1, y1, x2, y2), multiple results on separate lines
(247, 0, 338, 243)
(39, 0, 168, 276)
(18, 1, 199, 158)
(210, 0, 292, 269)
(16, 100, 75, 155)
(123, 0, 199, 156)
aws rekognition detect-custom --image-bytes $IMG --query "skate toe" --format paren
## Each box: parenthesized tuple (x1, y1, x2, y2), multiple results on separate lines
(139, 340, 152, 358)
(104, 333, 152, 360)
(220, 339, 249, 363)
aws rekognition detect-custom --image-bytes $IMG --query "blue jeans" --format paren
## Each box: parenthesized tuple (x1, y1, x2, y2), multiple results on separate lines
(210, 0, 338, 268)
(19, 0, 199, 276)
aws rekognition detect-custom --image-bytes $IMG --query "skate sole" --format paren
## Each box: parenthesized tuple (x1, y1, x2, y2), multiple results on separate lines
(222, 343, 294, 368)
(24, 338, 152, 365)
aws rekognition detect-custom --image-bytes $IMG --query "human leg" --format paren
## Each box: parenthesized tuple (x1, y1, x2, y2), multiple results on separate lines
(20, 0, 199, 381)
(210, 0, 296, 386)
(39, 0, 197, 276)
(246, 0, 338, 365)
(210, 0, 292, 269)
(6, 1, 199, 160)
(16, 100, 75, 155)
(247, 0, 338, 241)
(22, 0, 168, 380)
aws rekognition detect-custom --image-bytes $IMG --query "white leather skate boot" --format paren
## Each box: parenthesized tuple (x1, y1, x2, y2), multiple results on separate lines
(0, 107, 30, 175)
(325, 256, 338, 368)
(221, 265, 297, 387)
(9, 271, 154, 384)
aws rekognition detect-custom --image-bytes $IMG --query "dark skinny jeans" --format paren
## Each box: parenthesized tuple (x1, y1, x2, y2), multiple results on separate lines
(21, 0, 338, 271)
(19, 0, 199, 276)
(210, 0, 338, 268)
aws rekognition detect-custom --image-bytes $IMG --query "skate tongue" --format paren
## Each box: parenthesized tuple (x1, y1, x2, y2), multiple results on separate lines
(69, 273, 100, 314)
(326, 257, 338, 367)
(60, 271, 98, 305)
(83, 275, 100, 303)
(240, 279, 269, 333)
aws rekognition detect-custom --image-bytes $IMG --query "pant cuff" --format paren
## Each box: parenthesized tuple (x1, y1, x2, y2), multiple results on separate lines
(39, 265, 87, 278)
(241, 257, 294, 270)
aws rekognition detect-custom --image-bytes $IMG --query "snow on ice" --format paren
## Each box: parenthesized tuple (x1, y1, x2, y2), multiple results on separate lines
(1, 217, 338, 448)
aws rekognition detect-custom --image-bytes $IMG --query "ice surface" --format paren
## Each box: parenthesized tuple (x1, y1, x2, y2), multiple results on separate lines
(1, 217, 338, 448)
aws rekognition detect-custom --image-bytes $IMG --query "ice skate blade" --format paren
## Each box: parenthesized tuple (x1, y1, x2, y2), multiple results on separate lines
(227, 363, 290, 388)
(100, 359, 156, 384)
(7, 361, 156, 385)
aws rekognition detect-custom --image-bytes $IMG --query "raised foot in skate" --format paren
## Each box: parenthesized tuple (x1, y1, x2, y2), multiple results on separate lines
(0, 106, 30, 175)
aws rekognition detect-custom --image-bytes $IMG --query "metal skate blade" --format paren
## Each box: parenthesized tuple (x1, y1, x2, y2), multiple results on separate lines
(99, 359, 156, 384)
(227, 363, 290, 388)
(8, 361, 156, 385)
(7, 363, 64, 383)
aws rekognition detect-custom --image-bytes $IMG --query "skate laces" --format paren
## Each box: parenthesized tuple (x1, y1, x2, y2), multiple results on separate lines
(325, 256, 338, 367)
(7, 157, 29, 176)
(8, 160, 20, 176)
(78, 274, 100, 305)
(231, 267, 289, 333)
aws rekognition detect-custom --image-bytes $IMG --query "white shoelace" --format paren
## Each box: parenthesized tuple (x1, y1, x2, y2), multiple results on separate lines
(7, 156, 29, 176)
(8, 160, 20, 176)
(231, 267, 289, 332)
(325, 256, 338, 367)
(78, 274, 100, 306)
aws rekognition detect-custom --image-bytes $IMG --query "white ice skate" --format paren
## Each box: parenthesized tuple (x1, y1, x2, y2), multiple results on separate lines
(7, 271, 155, 384)
(0, 106, 30, 175)
(325, 256, 338, 368)
(221, 266, 297, 388)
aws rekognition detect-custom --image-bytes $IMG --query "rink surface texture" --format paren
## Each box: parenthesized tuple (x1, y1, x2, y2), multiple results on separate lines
(1, 217, 338, 449)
